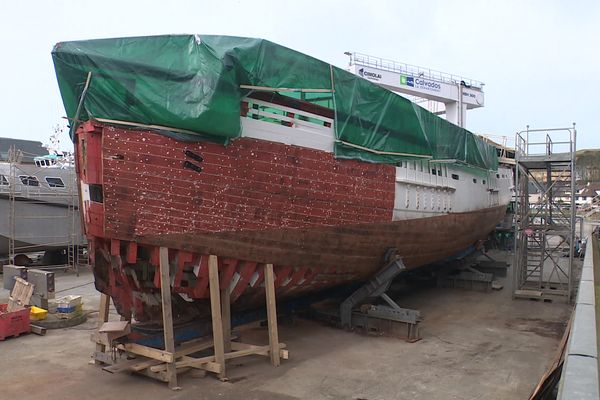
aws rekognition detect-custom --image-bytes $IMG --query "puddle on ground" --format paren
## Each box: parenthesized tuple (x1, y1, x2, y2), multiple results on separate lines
(505, 318, 566, 338)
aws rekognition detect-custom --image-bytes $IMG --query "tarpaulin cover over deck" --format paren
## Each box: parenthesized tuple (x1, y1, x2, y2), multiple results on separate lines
(52, 34, 498, 170)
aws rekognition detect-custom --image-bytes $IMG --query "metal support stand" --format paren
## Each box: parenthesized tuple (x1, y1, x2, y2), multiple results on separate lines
(340, 253, 421, 342)
(474, 248, 509, 278)
(435, 246, 503, 291)
(437, 265, 494, 292)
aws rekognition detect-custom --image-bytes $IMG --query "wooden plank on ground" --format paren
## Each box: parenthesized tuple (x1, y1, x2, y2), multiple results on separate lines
(129, 358, 165, 372)
(102, 357, 153, 374)
(514, 289, 543, 299)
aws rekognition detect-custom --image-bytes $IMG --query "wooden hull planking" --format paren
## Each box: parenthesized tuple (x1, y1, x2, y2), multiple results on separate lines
(76, 122, 506, 320)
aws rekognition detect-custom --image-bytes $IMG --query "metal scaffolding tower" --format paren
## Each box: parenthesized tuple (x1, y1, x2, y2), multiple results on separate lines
(513, 124, 577, 302)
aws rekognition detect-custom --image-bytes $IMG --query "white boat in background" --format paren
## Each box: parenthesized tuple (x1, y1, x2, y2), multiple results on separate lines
(0, 134, 86, 265)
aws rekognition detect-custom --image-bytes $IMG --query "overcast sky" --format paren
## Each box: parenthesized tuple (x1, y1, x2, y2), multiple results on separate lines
(1, 0, 598, 151)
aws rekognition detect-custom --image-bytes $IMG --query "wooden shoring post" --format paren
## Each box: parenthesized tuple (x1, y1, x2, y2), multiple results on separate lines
(221, 285, 232, 353)
(264, 263, 281, 367)
(208, 255, 227, 380)
(94, 293, 111, 364)
(159, 247, 179, 390)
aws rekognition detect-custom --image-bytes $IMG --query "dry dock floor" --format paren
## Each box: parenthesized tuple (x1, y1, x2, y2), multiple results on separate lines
(0, 251, 571, 400)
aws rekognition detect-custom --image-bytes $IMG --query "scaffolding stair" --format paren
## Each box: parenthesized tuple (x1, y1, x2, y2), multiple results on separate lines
(513, 124, 577, 303)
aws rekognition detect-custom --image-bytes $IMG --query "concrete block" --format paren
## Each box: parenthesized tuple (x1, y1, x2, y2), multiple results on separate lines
(558, 355, 599, 400)
(2, 265, 27, 291)
(27, 269, 56, 309)
(568, 304, 597, 359)
(577, 280, 595, 305)
(580, 266, 594, 282)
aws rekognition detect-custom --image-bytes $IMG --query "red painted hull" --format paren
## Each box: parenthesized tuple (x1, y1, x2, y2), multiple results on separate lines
(76, 122, 505, 320)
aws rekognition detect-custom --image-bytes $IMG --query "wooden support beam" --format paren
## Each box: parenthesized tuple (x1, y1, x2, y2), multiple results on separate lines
(116, 343, 174, 363)
(174, 337, 215, 357)
(128, 358, 165, 372)
(208, 254, 227, 380)
(114, 336, 221, 365)
(159, 247, 179, 390)
(94, 293, 110, 365)
(179, 357, 222, 374)
(221, 286, 232, 353)
(264, 263, 281, 367)
(151, 343, 288, 372)
(230, 342, 289, 359)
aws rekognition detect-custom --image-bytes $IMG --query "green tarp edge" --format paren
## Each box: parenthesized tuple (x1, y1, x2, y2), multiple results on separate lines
(52, 34, 498, 171)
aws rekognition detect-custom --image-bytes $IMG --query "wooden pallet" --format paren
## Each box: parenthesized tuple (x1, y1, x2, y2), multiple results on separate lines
(7, 277, 34, 312)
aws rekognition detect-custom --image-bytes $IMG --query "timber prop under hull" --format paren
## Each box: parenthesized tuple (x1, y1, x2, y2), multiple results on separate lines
(76, 121, 507, 320)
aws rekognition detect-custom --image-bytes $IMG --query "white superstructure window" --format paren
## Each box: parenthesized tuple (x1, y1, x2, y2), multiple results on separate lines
(45, 177, 65, 188)
(0, 175, 8, 186)
(19, 175, 39, 186)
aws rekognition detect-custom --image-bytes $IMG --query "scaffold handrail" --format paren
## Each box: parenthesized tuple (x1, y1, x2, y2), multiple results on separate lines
(349, 52, 484, 89)
(515, 124, 576, 158)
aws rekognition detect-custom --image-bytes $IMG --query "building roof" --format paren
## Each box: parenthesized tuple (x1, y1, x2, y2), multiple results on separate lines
(578, 187, 600, 197)
(0, 137, 47, 163)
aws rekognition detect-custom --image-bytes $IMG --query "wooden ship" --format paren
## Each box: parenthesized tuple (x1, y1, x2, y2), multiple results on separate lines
(52, 35, 513, 322)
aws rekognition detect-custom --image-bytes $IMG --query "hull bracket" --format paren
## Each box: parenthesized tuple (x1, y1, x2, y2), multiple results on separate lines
(339, 250, 422, 342)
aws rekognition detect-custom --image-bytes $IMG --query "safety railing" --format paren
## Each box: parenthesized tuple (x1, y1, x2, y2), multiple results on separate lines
(515, 124, 576, 158)
(349, 52, 484, 89)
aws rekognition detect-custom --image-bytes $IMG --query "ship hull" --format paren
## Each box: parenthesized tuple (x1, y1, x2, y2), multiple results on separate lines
(76, 121, 509, 320)
(141, 205, 505, 278)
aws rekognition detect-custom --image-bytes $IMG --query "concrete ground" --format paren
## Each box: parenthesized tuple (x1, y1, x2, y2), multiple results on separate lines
(0, 251, 571, 400)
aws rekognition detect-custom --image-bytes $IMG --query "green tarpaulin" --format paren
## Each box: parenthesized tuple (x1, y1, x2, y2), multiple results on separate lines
(52, 34, 498, 170)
